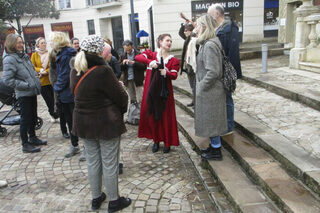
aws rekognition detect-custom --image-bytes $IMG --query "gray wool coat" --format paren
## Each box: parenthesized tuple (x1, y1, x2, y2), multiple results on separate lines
(194, 37, 227, 137)
(2, 53, 41, 98)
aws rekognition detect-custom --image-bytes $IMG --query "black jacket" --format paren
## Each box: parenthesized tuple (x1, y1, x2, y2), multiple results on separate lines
(179, 24, 192, 75)
(216, 19, 242, 79)
(119, 49, 146, 87)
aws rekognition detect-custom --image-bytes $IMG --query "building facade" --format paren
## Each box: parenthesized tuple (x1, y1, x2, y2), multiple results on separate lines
(2, 0, 279, 55)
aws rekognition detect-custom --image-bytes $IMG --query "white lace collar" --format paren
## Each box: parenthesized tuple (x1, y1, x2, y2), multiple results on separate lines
(156, 50, 174, 65)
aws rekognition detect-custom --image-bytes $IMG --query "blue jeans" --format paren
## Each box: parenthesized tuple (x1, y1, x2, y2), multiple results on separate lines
(210, 136, 221, 148)
(226, 91, 234, 132)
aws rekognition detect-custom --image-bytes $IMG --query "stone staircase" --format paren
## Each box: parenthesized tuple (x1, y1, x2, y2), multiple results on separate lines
(173, 56, 320, 212)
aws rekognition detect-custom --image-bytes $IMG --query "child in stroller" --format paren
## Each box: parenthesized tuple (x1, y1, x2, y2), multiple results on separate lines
(0, 79, 43, 137)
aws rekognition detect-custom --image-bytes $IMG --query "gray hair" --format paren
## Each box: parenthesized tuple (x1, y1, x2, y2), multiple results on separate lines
(122, 40, 133, 46)
(208, 3, 225, 18)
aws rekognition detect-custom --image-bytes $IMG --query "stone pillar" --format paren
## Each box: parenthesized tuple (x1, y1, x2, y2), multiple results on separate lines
(289, 0, 320, 69)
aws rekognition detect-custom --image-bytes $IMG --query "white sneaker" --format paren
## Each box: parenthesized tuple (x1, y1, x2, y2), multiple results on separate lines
(222, 131, 234, 136)
(50, 117, 57, 123)
(0, 180, 8, 188)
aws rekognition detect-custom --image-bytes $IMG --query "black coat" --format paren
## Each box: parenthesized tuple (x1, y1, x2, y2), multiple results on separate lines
(179, 24, 192, 75)
(216, 19, 242, 79)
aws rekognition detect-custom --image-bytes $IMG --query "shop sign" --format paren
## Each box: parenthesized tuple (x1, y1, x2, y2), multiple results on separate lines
(192, 0, 243, 13)
(23, 26, 44, 35)
(51, 22, 73, 31)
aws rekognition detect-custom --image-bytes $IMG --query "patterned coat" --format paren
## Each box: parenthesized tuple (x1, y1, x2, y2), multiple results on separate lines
(194, 37, 227, 137)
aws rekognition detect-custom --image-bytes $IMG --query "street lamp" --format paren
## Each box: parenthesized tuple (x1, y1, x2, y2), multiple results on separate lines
(130, 0, 137, 48)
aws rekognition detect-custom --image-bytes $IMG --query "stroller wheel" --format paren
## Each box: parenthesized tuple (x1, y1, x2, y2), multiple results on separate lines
(0, 127, 7, 137)
(35, 117, 43, 130)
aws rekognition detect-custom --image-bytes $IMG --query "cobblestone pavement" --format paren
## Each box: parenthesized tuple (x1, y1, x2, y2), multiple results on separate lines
(0, 97, 216, 212)
(234, 80, 320, 158)
(236, 55, 320, 158)
(174, 55, 320, 158)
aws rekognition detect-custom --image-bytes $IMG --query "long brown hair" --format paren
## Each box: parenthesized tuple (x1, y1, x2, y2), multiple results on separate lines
(157, 34, 171, 48)
(4, 34, 23, 53)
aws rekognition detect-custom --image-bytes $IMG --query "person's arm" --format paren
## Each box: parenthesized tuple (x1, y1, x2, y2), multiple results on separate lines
(54, 56, 71, 93)
(135, 49, 154, 65)
(228, 24, 242, 79)
(198, 42, 222, 91)
(2, 58, 30, 90)
(31, 53, 41, 73)
(179, 24, 187, 40)
(164, 58, 180, 80)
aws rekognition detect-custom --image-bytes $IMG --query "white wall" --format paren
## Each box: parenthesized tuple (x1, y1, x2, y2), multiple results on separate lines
(153, 0, 191, 50)
(242, 0, 264, 42)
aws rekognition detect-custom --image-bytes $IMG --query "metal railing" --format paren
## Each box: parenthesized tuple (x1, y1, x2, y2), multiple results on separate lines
(87, 0, 119, 6)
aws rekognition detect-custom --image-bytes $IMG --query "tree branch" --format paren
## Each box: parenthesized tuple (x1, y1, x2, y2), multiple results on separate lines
(25, 15, 34, 28)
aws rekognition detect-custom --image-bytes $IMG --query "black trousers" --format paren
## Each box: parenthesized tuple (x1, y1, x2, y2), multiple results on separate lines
(61, 102, 78, 147)
(55, 98, 68, 134)
(41, 85, 57, 118)
(18, 96, 37, 145)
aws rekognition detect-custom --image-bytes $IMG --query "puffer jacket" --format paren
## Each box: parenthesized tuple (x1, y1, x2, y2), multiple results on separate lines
(2, 53, 41, 98)
(54, 46, 76, 103)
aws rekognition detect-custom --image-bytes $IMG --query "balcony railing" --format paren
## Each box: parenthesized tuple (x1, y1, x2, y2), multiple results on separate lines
(87, 0, 119, 6)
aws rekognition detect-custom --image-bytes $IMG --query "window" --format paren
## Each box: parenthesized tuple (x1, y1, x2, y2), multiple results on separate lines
(59, 0, 71, 9)
(87, 20, 95, 35)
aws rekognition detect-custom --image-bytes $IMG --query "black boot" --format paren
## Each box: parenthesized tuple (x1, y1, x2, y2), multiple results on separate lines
(22, 143, 41, 153)
(201, 147, 223, 161)
(91, 192, 106, 211)
(29, 136, 47, 146)
(108, 197, 132, 213)
(163, 146, 170, 153)
(119, 163, 123, 175)
(201, 145, 211, 153)
(152, 143, 159, 153)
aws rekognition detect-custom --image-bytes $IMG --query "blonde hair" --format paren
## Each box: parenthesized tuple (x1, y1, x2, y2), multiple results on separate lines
(74, 51, 88, 75)
(35, 37, 45, 48)
(197, 14, 218, 45)
(5, 34, 23, 54)
(50, 31, 71, 51)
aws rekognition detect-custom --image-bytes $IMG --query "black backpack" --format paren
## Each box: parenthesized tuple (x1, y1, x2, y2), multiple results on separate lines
(217, 46, 237, 93)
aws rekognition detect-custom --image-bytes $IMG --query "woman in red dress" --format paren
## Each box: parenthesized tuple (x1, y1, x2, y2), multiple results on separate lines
(135, 34, 180, 153)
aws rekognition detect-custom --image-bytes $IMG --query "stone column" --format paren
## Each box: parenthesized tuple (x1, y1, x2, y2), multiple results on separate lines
(289, 0, 320, 68)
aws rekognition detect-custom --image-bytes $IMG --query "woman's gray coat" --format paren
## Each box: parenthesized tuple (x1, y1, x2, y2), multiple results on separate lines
(2, 53, 41, 98)
(195, 37, 227, 137)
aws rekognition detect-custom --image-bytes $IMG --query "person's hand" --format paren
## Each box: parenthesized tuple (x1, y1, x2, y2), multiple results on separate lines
(119, 81, 125, 88)
(128, 60, 135, 65)
(122, 59, 129, 65)
(159, 69, 166, 76)
(149, 60, 158, 69)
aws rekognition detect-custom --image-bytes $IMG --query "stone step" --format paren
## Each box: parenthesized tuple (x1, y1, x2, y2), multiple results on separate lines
(241, 69, 320, 112)
(178, 132, 235, 213)
(173, 88, 320, 212)
(175, 105, 280, 213)
(299, 62, 320, 74)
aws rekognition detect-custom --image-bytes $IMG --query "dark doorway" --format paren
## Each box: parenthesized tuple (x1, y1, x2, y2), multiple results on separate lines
(111, 16, 124, 54)
(148, 7, 155, 51)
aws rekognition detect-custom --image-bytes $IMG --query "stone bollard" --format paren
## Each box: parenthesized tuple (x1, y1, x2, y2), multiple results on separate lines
(262, 44, 268, 73)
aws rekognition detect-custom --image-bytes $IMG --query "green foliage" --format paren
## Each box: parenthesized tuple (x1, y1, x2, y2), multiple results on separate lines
(0, 0, 60, 35)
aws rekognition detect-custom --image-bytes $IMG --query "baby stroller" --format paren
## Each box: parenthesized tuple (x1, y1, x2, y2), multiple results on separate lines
(0, 79, 43, 137)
